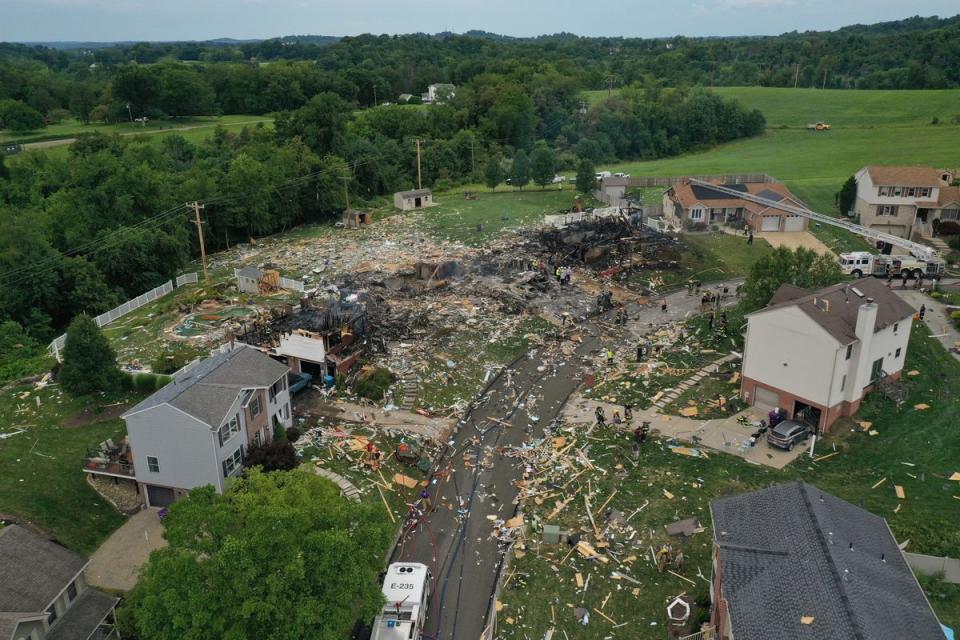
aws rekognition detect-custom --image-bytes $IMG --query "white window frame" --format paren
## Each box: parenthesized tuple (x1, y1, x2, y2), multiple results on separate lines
(218, 415, 241, 447)
(146, 456, 160, 473)
(222, 447, 243, 477)
(249, 396, 262, 418)
(689, 207, 704, 221)
(877, 205, 897, 216)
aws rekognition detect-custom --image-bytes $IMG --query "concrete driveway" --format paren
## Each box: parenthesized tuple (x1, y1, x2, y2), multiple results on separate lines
(756, 231, 835, 256)
(563, 398, 806, 469)
(86, 508, 167, 592)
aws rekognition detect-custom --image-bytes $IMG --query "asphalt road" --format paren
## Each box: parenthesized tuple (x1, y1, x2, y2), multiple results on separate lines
(392, 280, 743, 640)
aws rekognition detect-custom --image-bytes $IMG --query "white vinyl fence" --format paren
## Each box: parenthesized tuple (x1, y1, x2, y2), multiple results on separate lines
(279, 276, 305, 293)
(49, 272, 198, 360)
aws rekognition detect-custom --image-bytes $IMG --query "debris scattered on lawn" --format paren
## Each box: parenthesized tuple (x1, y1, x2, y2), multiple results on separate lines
(894, 485, 905, 499)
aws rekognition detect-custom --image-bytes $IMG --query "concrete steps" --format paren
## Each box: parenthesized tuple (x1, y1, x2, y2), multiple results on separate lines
(651, 353, 738, 411)
(399, 369, 419, 410)
(314, 467, 362, 502)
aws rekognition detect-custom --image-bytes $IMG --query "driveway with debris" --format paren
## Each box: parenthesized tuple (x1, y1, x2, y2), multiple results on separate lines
(893, 285, 960, 363)
(86, 507, 167, 592)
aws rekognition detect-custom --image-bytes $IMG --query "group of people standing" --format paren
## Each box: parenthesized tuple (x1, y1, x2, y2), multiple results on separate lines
(554, 265, 573, 286)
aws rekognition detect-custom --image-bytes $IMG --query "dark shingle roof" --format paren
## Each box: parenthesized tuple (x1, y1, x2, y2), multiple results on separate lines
(0, 526, 88, 612)
(396, 188, 432, 198)
(711, 482, 945, 640)
(755, 277, 915, 344)
(690, 182, 748, 200)
(236, 266, 263, 279)
(123, 345, 288, 427)
(45, 589, 118, 640)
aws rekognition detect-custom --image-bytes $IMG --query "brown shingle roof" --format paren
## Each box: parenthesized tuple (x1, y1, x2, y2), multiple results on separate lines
(938, 185, 960, 207)
(669, 180, 803, 215)
(865, 166, 944, 188)
(752, 278, 916, 343)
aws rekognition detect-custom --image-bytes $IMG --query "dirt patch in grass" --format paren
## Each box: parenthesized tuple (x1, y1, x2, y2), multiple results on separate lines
(63, 402, 131, 429)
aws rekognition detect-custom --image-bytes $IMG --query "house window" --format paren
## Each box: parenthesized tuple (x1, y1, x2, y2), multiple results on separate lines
(943, 209, 959, 221)
(896, 347, 902, 358)
(840, 375, 846, 392)
(690, 208, 704, 221)
(66, 581, 78, 602)
(269, 377, 285, 401)
(222, 447, 243, 477)
(147, 456, 160, 473)
(919, 187, 932, 198)
(877, 205, 898, 216)
(254, 430, 262, 447)
(218, 415, 241, 446)
(870, 357, 884, 382)
(845, 344, 853, 360)
(283, 403, 289, 420)
(893, 322, 899, 334)
(46, 604, 58, 626)
(893, 186, 902, 197)
(249, 396, 262, 418)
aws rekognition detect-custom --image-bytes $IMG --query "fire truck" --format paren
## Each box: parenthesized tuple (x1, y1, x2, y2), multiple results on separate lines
(838, 251, 945, 279)
(371, 563, 432, 640)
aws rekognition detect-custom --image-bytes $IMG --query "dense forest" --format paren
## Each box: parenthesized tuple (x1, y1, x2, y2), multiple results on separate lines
(0, 13, 956, 348)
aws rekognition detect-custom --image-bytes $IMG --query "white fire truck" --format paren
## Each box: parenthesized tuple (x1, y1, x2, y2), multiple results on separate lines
(838, 251, 945, 280)
(371, 563, 432, 640)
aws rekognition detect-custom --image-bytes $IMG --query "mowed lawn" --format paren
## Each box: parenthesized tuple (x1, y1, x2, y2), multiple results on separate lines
(712, 87, 960, 128)
(0, 383, 136, 554)
(1, 114, 273, 145)
(426, 188, 588, 244)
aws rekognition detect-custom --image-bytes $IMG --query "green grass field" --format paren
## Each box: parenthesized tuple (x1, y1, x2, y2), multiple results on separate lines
(425, 187, 592, 245)
(1, 114, 273, 145)
(712, 87, 960, 128)
(0, 384, 133, 554)
(583, 87, 960, 128)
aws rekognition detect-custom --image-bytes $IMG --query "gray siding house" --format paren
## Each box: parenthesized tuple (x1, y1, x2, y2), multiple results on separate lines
(0, 525, 118, 640)
(122, 345, 292, 507)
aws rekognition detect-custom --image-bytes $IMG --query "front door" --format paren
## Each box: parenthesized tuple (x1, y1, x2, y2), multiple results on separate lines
(917, 208, 929, 223)
(870, 357, 884, 382)
(414, 197, 422, 208)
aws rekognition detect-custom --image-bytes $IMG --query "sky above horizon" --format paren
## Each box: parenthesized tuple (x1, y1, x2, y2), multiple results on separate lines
(2, 0, 958, 42)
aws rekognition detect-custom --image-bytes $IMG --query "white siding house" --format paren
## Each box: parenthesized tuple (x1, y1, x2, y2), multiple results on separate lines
(122, 344, 292, 507)
(853, 165, 956, 243)
(741, 278, 914, 432)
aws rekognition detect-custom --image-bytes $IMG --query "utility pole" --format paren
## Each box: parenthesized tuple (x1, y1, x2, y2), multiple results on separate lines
(470, 137, 476, 175)
(341, 175, 351, 210)
(373, 85, 377, 107)
(793, 63, 800, 89)
(190, 201, 208, 281)
(822, 68, 828, 90)
(415, 139, 422, 190)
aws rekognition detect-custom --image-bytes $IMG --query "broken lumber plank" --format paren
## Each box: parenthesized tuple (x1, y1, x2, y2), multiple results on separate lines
(575, 573, 584, 588)
(592, 608, 618, 625)
(669, 570, 696, 585)
(376, 485, 396, 523)
(894, 485, 905, 499)
(871, 477, 887, 490)
(813, 451, 840, 463)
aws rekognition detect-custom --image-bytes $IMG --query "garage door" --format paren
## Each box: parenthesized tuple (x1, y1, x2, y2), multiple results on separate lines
(784, 214, 805, 231)
(147, 485, 175, 508)
(761, 216, 781, 232)
(754, 387, 779, 409)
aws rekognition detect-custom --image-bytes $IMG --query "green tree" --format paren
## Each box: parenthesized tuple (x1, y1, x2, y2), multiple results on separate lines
(111, 65, 162, 118)
(121, 468, 392, 640)
(529, 142, 556, 189)
(837, 176, 857, 216)
(59, 315, 121, 395)
(243, 439, 298, 472)
(741, 246, 844, 311)
(0, 99, 45, 132)
(274, 92, 351, 157)
(575, 158, 596, 194)
(483, 155, 503, 191)
(511, 149, 530, 191)
(158, 65, 216, 116)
